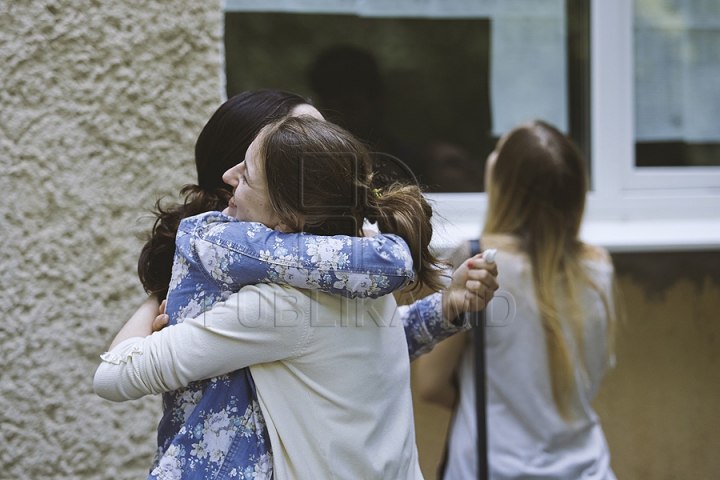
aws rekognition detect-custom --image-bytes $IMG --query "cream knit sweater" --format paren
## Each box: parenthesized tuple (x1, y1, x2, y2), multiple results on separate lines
(94, 283, 424, 480)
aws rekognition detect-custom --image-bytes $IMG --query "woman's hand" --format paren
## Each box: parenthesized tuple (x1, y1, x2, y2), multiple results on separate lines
(442, 253, 499, 322)
(152, 300, 169, 332)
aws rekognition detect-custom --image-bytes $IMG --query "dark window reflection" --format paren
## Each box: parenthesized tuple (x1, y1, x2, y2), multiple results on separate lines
(225, 14, 492, 192)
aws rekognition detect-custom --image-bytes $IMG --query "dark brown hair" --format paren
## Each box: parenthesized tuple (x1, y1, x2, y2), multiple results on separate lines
(260, 115, 444, 292)
(138, 90, 310, 299)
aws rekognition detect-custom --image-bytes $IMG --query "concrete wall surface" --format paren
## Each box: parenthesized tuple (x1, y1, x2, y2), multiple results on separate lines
(0, 1, 223, 478)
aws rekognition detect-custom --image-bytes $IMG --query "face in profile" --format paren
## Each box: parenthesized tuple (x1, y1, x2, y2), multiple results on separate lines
(222, 128, 286, 230)
(221, 104, 325, 230)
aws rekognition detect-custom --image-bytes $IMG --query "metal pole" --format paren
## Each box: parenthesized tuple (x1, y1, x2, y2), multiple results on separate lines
(473, 310, 489, 480)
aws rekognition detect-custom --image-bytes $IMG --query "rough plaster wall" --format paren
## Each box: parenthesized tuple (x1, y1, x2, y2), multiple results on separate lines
(0, 1, 223, 478)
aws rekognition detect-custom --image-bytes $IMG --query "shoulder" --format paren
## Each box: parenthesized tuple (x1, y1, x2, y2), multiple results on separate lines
(481, 233, 523, 255)
(180, 212, 277, 245)
(577, 244, 615, 296)
(442, 239, 472, 269)
(579, 243, 613, 268)
(481, 234, 528, 272)
(178, 211, 232, 234)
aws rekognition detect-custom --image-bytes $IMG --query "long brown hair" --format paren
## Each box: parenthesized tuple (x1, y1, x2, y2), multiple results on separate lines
(484, 120, 615, 420)
(260, 115, 445, 292)
(137, 90, 310, 299)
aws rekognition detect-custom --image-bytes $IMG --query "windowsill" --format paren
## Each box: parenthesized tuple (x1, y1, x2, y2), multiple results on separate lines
(578, 218, 720, 253)
(428, 193, 720, 253)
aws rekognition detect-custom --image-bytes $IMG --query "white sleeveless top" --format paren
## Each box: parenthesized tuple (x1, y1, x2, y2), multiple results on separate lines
(443, 236, 617, 480)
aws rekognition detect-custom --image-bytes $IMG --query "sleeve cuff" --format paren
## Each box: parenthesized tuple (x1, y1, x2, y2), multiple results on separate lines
(99, 337, 145, 365)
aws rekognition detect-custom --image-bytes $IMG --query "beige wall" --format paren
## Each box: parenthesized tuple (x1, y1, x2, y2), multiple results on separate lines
(413, 255, 720, 479)
(1, 2, 223, 478)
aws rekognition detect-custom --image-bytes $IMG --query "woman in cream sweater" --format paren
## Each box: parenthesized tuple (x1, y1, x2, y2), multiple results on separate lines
(95, 115, 498, 479)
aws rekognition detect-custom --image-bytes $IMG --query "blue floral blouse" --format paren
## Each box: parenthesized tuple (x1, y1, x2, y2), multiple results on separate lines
(148, 212, 466, 480)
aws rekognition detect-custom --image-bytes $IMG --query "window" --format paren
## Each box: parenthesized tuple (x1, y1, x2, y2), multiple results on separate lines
(225, 0, 590, 194)
(225, 13, 492, 192)
(224, 0, 720, 251)
(582, 0, 720, 251)
(634, 0, 720, 168)
(592, 0, 720, 197)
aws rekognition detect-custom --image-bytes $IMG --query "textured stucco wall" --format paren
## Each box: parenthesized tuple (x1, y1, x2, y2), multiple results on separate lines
(1, 1, 223, 478)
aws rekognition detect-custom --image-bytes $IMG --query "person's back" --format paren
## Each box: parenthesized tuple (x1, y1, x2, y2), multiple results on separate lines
(243, 284, 423, 479)
(418, 120, 617, 480)
(443, 236, 615, 480)
(151, 209, 419, 477)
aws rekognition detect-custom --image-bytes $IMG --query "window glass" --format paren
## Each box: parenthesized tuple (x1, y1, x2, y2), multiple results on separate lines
(225, 0, 590, 191)
(635, 0, 720, 167)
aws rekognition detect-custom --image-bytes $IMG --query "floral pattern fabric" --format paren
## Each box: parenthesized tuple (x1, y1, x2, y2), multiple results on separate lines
(400, 293, 469, 362)
(149, 212, 467, 480)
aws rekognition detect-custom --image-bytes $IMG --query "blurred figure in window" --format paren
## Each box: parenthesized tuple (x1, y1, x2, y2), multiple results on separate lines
(422, 141, 484, 193)
(308, 45, 486, 193)
(308, 45, 425, 186)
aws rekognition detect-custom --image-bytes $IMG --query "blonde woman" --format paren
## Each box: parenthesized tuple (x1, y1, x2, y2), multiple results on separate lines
(416, 120, 618, 480)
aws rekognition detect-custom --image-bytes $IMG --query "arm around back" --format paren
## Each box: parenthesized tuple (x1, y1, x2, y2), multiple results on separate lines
(183, 211, 415, 298)
(94, 283, 310, 402)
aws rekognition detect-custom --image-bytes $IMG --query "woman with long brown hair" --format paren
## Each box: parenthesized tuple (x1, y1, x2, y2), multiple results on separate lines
(417, 120, 618, 479)
(95, 90, 497, 479)
(95, 113, 498, 479)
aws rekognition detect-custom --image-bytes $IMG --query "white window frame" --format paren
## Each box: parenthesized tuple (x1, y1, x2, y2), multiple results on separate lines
(224, 0, 720, 252)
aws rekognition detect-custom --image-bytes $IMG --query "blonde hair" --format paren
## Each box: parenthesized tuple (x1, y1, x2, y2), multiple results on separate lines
(484, 120, 615, 421)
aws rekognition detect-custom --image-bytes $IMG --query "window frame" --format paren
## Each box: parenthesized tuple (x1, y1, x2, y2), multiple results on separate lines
(223, 0, 720, 252)
(591, 0, 720, 195)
